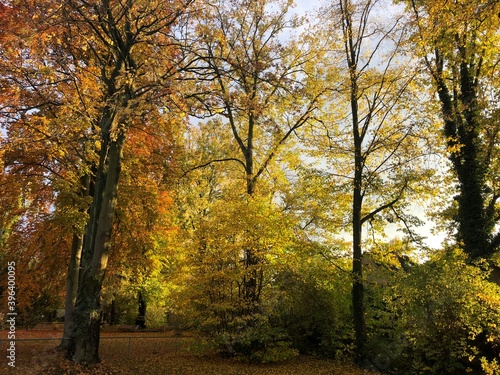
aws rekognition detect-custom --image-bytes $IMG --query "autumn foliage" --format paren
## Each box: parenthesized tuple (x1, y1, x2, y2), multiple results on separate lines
(1, 0, 500, 374)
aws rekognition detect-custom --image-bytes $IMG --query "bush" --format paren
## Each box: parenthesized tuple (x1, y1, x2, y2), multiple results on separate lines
(215, 313, 298, 363)
(393, 250, 500, 374)
(272, 269, 354, 359)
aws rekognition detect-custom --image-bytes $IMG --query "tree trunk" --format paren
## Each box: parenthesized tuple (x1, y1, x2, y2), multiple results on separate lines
(59, 232, 83, 350)
(59, 174, 90, 350)
(351, 89, 367, 364)
(352, 187, 366, 363)
(68, 125, 127, 364)
(136, 291, 146, 329)
(434, 53, 492, 259)
(242, 116, 262, 310)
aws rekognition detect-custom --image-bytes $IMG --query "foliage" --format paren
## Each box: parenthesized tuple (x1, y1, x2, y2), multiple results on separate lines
(184, 0, 322, 195)
(168, 186, 299, 361)
(215, 317, 299, 363)
(393, 250, 500, 374)
(481, 358, 500, 375)
(271, 253, 354, 359)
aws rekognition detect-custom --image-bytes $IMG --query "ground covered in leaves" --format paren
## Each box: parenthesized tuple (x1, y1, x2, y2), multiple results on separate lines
(0, 329, 379, 374)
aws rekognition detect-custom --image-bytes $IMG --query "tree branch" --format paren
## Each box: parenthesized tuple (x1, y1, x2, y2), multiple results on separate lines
(181, 158, 246, 177)
(360, 181, 407, 225)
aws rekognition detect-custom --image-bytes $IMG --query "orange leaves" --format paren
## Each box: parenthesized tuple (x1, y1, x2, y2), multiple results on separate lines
(103, 121, 178, 283)
(157, 190, 174, 215)
(0, 2, 26, 40)
(1, 0, 187, 335)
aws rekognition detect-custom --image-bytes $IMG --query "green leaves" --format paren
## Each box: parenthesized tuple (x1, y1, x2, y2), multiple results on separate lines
(393, 249, 500, 373)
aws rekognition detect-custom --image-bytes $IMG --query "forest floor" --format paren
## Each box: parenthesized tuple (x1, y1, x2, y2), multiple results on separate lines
(0, 329, 380, 375)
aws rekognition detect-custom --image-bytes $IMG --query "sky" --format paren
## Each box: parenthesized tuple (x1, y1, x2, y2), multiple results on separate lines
(294, 0, 317, 13)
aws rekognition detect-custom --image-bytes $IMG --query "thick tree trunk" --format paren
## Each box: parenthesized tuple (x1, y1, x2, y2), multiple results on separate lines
(70, 273, 102, 363)
(68, 126, 126, 364)
(434, 53, 492, 259)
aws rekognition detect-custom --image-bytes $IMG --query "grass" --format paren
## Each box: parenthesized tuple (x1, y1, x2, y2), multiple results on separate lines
(0, 330, 379, 374)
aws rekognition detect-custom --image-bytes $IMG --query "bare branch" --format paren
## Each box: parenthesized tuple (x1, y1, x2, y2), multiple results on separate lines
(181, 158, 246, 177)
(361, 181, 407, 225)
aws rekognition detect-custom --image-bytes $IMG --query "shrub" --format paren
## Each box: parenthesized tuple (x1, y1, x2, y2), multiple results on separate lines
(272, 268, 354, 359)
(215, 313, 299, 363)
(394, 250, 500, 374)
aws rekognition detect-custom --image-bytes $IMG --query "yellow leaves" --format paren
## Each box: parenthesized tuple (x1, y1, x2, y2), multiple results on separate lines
(408, 0, 500, 71)
(481, 357, 500, 375)
(446, 138, 464, 154)
(477, 288, 500, 311)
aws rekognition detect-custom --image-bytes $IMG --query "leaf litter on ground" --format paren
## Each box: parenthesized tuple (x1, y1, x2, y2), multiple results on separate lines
(0, 330, 380, 375)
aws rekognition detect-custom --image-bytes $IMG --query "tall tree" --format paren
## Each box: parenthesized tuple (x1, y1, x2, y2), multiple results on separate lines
(56, 0, 193, 364)
(316, 0, 434, 362)
(0, 0, 94, 332)
(404, 0, 500, 259)
(169, 122, 300, 355)
(183, 0, 324, 308)
(0, 0, 190, 359)
(0, 0, 192, 363)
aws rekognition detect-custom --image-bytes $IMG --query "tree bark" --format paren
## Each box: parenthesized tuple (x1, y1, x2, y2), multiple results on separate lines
(59, 174, 90, 350)
(352, 133, 366, 363)
(68, 124, 127, 364)
(59, 233, 83, 350)
(351, 79, 367, 365)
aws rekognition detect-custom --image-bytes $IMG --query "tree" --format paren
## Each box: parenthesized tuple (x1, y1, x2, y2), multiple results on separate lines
(55, 0, 194, 364)
(0, 0, 94, 332)
(169, 164, 300, 359)
(404, 0, 500, 259)
(182, 0, 324, 309)
(315, 0, 434, 362)
(0, 0, 193, 363)
(0, 0, 189, 357)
